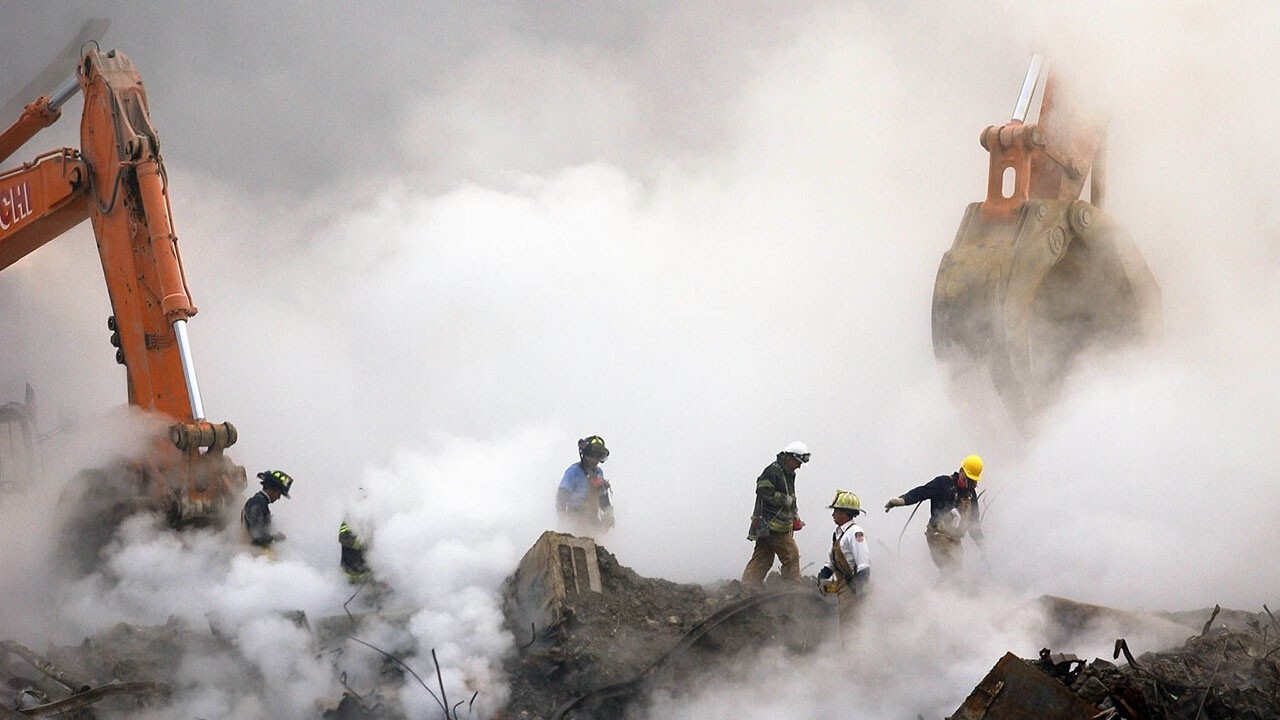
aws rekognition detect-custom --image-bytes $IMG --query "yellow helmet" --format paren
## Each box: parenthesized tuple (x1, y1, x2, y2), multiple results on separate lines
(827, 490, 862, 515)
(961, 455, 983, 482)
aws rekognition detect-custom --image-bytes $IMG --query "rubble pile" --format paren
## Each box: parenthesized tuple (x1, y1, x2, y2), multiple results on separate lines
(955, 605, 1280, 719)
(3, 532, 1274, 719)
(0, 612, 411, 719)
(1071, 612, 1280, 719)
(0, 530, 826, 720)
(0, 616, 236, 717)
(501, 532, 830, 719)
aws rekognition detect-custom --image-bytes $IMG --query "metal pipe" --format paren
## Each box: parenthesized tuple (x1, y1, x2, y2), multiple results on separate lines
(22, 681, 169, 717)
(172, 319, 205, 420)
(1091, 131, 1108, 209)
(48, 75, 81, 112)
(1011, 53, 1046, 122)
(0, 640, 91, 693)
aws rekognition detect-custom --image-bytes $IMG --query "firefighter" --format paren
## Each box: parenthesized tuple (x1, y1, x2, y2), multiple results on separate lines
(817, 490, 870, 633)
(338, 502, 392, 606)
(884, 454, 984, 576)
(339, 521, 372, 583)
(741, 441, 810, 590)
(242, 470, 293, 551)
(556, 435, 614, 535)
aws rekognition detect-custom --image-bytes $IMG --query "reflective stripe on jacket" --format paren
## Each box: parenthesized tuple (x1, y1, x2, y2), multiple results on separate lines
(754, 456, 796, 533)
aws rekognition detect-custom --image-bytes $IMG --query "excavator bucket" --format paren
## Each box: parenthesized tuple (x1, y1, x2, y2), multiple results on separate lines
(932, 57, 1161, 421)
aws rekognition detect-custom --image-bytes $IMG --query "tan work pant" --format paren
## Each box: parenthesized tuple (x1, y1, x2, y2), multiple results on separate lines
(925, 527, 962, 573)
(741, 530, 800, 588)
(833, 581, 862, 634)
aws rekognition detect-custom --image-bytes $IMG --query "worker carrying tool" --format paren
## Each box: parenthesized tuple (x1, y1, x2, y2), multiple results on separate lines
(817, 490, 871, 632)
(556, 435, 614, 536)
(242, 470, 293, 552)
(884, 455, 985, 577)
(741, 441, 810, 591)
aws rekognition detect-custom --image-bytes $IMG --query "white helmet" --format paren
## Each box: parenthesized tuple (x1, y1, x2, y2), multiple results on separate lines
(782, 441, 811, 463)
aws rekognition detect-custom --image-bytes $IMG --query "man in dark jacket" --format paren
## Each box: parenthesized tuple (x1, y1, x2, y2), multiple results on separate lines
(242, 470, 293, 551)
(884, 455, 984, 576)
(339, 521, 371, 582)
(741, 441, 811, 590)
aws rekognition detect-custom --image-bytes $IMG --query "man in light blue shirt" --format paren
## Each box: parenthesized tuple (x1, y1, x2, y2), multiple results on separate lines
(556, 435, 613, 535)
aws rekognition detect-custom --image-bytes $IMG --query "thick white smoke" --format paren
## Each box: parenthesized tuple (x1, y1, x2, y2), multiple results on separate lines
(1, 0, 1278, 718)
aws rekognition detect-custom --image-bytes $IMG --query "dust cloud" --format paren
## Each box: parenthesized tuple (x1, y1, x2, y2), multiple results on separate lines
(1, 0, 1277, 718)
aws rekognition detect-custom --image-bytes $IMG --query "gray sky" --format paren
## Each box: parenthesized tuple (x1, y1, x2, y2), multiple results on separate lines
(2, 1, 1278, 718)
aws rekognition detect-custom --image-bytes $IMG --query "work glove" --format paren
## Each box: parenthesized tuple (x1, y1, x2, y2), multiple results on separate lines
(815, 567, 836, 594)
(852, 568, 870, 592)
(271, 532, 287, 542)
(792, 517, 805, 531)
(884, 497, 905, 512)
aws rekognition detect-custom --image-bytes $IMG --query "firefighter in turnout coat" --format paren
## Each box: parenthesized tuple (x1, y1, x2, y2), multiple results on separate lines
(242, 470, 293, 556)
(741, 442, 811, 589)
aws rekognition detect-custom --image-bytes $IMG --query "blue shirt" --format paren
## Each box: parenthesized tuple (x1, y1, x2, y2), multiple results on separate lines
(558, 462, 602, 511)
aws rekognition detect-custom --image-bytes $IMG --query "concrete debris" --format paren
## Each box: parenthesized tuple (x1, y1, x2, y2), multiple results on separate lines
(1, 534, 1273, 719)
(0, 612, 413, 719)
(951, 604, 1280, 720)
(951, 651, 1099, 720)
(0, 531, 828, 719)
(1, 627, 174, 717)
(501, 532, 831, 719)
(1031, 595, 1193, 651)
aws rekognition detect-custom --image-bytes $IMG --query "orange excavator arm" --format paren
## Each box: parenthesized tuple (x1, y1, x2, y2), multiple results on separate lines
(0, 47, 244, 527)
(970, 55, 1111, 224)
(77, 48, 204, 420)
(0, 72, 92, 270)
(931, 56, 1161, 424)
(0, 149, 89, 271)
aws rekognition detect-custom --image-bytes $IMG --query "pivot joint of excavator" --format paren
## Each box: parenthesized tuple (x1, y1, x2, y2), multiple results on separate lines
(168, 420, 237, 452)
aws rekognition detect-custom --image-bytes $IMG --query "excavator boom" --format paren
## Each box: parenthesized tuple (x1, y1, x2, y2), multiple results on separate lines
(0, 46, 244, 533)
(0, 149, 88, 270)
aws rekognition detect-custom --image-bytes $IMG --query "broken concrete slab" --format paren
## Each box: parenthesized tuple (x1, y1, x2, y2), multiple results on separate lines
(505, 531, 604, 642)
(950, 652, 1099, 720)
(1031, 595, 1193, 651)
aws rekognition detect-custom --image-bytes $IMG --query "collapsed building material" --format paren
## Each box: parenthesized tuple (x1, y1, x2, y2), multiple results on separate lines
(18, 681, 168, 717)
(505, 531, 604, 640)
(0, 638, 169, 716)
(1031, 595, 1190, 651)
(502, 532, 832, 719)
(548, 588, 822, 720)
(951, 605, 1280, 720)
(951, 652, 1099, 720)
(0, 641, 90, 695)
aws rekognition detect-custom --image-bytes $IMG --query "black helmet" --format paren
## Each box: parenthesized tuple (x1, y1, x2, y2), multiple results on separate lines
(578, 435, 609, 461)
(257, 470, 294, 497)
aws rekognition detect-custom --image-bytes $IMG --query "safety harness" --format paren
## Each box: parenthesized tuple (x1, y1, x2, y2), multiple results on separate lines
(829, 523, 858, 589)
